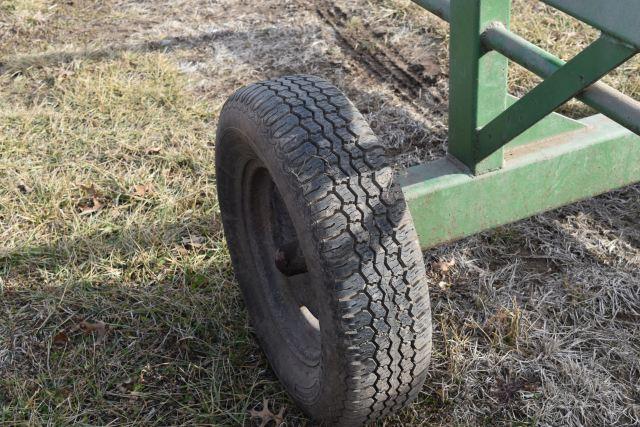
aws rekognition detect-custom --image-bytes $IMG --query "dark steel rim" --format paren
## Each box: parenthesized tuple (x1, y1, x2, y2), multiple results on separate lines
(241, 159, 321, 367)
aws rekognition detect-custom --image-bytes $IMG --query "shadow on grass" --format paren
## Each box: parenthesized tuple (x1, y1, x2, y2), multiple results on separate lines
(0, 210, 304, 425)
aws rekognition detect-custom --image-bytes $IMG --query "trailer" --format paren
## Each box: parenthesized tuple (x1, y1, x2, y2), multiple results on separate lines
(214, 1, 640, 425)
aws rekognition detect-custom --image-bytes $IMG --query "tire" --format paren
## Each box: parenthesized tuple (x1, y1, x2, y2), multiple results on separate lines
(215, 75, 432, 425)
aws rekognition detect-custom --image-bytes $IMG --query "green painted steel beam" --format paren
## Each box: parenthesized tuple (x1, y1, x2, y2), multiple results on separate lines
(482, 24, 640, 136)
(401, 115, 640, 250)
(448, 0, 510, 174)
(477, 35, 637, 161)
(542, 0, 640, 50)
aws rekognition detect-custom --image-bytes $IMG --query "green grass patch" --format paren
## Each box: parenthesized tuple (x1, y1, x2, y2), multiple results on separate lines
(0, 52, 294, 425)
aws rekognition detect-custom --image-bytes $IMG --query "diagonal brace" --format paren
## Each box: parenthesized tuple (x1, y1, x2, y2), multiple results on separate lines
(481, 24, 640, 136)
(476, 35, 637, 161)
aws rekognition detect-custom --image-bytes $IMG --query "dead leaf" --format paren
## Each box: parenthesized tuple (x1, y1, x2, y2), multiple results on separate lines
(117, 378, 134, 393)
(181, 235, 205, 249)
(79, 320, 106, 344)
(132, 183, 153, 197)
(17, 182, 33, 194)
(53, 331, 69, 346)
(249, 399, 285, 427)
(129, 390, 142, 401)
(79, 196, 103, 215)
(438, 280, 451, 290)
(494, 378, 526, 404)
(79, 183, 100, 197)
(175, 246, 189, 255)
(57, 68, 76, 81)
(272, 406, 285, 426)
(437, 384, 448, 402)
(434, 258, 455, 273)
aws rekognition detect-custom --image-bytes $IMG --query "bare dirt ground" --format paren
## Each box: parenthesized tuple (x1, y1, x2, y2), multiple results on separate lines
(1, 0, 639, 425)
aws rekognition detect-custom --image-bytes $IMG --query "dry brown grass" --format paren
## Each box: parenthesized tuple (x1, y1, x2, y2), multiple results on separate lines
(1, 0, 639, 425)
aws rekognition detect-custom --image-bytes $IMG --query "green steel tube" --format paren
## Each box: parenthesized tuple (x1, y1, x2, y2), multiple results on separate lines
(410, 0, 451, 22)
(482, 24, 640, 136)
(408, 0, 639, 136)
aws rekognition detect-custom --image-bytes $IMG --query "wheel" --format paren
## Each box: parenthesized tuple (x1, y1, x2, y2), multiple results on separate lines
(215, 75, 432, 425)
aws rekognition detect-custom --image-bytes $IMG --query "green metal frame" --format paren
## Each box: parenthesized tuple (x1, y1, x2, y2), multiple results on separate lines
(406, 0, 640, 249)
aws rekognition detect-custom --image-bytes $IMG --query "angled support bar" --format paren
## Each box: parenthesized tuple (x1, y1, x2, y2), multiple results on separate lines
(477, 35, 637, 161)
(411, 0, 451, 22)
(482, 24, 640, 136)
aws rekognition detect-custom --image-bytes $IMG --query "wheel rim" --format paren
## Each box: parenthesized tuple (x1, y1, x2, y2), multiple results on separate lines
(241, 159, 322, 368)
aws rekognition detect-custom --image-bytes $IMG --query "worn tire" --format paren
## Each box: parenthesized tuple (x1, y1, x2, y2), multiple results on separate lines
(215, 75, 432, 425)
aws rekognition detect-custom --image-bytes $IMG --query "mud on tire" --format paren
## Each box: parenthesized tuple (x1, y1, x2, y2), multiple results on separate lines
(215, 75, 432, 425)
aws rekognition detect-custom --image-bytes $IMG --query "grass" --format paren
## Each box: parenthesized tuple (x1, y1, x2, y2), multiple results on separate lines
(0, 53, 296, 425)
(1, 0, 639, 425)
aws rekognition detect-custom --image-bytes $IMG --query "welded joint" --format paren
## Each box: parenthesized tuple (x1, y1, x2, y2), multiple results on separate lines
(480, 21, 506, 54)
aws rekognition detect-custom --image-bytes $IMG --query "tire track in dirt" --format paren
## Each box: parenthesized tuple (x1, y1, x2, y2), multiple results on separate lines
(313, 2, 444, 110)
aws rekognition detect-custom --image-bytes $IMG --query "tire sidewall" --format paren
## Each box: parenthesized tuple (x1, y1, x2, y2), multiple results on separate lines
(216, 104, 349, 419)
